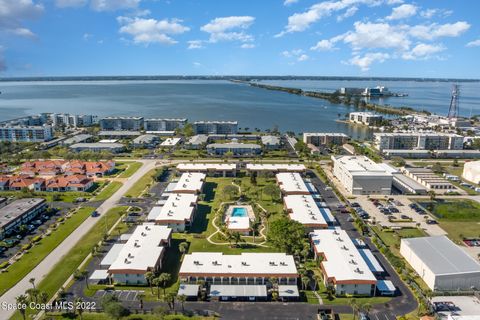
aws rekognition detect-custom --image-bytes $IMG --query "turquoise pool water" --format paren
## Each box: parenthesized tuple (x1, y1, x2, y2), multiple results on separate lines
(231, 207, 247, 217)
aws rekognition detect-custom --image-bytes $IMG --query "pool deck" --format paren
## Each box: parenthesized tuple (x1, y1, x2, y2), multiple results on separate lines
(224, 205, 255, 233)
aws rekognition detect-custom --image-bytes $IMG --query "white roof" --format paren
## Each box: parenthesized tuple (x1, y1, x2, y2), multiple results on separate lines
(278, 285, 300, 297)
(311, 228, 377, 283)
(150, 193, 198, 223)
(284, 194, 329, 227)
(108, 223, 172, 273)
(226, 216, 250, 231)
(161, 137, 182, 146)
(180, 252, 298, 277)
(246, 163, 306, 172)
(209, 285, 267, 297)
(99, 139, 118, 143)
(177, 163, 237, 171)
(164, 182, 177, 192)
(359, 249, 384, 273)
(376, 280, 396, 292)
(333, 155, 393, 177)
(119, 233, 132, 242)
(173, 172, 205, 193)
(178, 284, 199, 297)
(100, 243, 125, 266)
(276, 172, 309, 194)
(89, 269, 109, 280)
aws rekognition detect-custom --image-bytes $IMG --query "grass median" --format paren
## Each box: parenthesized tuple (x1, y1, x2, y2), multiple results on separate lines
(11, 206, 128, 320)
(0, 206, 95, 296)
(124, 168, 158, 198)
(92, 181, 123, 201)
(117, 161, 142, 178)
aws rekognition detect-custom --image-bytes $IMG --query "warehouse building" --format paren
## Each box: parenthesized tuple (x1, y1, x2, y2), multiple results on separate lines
(331, 155, 392, 195)
(400, 236, 480, 291)
(0, 198, 47, 240)
(311, 228, 377, 296)
(108, 224, 172, 285)
(462, 161, 480, 184)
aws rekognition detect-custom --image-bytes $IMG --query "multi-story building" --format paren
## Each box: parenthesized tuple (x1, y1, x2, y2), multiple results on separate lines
(176, 163, 237, 177)
(132, 134, 160, 149)
(303, 133, 349, 147)
(261, 135, 281, 150)
(331, 155, 393, 195)
(206, 142, 261, 156)
(144, 118, 187, 131)
(283, 194, 331, 230)
(0, 198, 47, 240)
(108, 224, 172, 285)
(0, 125, 54, 142)
(69, 142, 125, 153)
(50, 113, 98, 127)
(148, 193, 198, 232)
(172, 172, 205, 194)
(99, 116, 144, 131)
(374, 132, 464, 151)
(193, 121, 238, 135)
(276, 172, 310, 195)
(311, 228, 377, 296)
(349, 112, 383, 126)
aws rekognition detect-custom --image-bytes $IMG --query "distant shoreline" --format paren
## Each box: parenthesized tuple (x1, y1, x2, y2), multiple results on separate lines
(0, 75, 479, 82)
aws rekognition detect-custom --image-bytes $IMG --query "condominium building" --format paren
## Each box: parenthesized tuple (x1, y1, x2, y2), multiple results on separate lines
(331, 155, 392, 195)
(99, 116, 144, 131)
(176, 163, 237, 177)
(193, 121, 238, 134)
(283, 194, 330, 230)
(349, 112, 383, 126)
(206, 143, 261, 156)
(374, 132, 464, 151)
(108, 224, 172, 285)
(311, 228, 377, 296)
(276, 172, 309, 195)
(246, 163, 306, 173)
(173, 172, 206, 194)
(179, 252, 298, 285)
(69, 142, 125, 153)
(50, 113, 98, 127)
(148, 193, 198, 232)
(0, 198, 47, 240)
(261, 135, 281, 150)
(0, 125, 54, 142)
(144, 118, 187, 131)
(185, 135, 209, 149)
(132, 134, 160, 148)
(303, 133, 349, 147)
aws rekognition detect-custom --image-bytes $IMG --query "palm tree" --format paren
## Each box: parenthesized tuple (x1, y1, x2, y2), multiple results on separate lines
(349, 298, 358, 320)
(152, 277, 161, 300)
(312, 274, 322, 291)
(159, 273, 171, 297)
(178, 294, 187, 312)
(179, 242, 189, 258)
(251, 221, 259, 243)
(39, 291, 49, 304)
(231, 231, 244, 248)
(74, 297, 84, 319)
(137, 293, 145, 311)
(301, 276, 310, 291)
(29, 277, 36, 290)
(16, 295, 28, 320)
(166, 292, 177, 311)
(145, 271, 154, 294)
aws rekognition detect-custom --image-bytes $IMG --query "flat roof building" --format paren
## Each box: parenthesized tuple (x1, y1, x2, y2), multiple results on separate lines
(276, 172, 309, 195)
(332, 155, 392, 195)
(303, 133, 349, 147)
(176, 163, 237, 177)
(311, 228, 377, 296)
(463, 161, 480, 184)
(108, 223, 172, 285)
(206, 142, 261, 156)
(402, 167, 454, 190)
(374, 132, 464, 151)
(149, 193, 198, 232)
(246, 163, 306, 173)
(193, 121, 238, 135)
(283, 194, 330, 230)
(160, 137, 182, 147)
(0, 198, 47, 240)
(99, 116, 143, 131)
(173, 172, 206, 194)
(69, 142, 125, 153)
(400, 236, 480, 291)
(349, 112, 383, 126)
(144, 118, 186, 131)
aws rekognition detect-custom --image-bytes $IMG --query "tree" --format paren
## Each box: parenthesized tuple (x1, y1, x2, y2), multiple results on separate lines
(179, 242, 189, 257)
(152, 277, 162, 300)
(267, 217, 306, 254)
(231, 231, 245, 248)
(452, 159, 459, 167)
(104, 302, 129, 320)
(222, 185, 239, 201)
(145, 271, 155, 294)
(158, 273, 171, 297)
(39, 291, 49, 304)
(166, 292, 176, 311)
(250, 171, 257, 185)
(262, 184, 280, 201)
(74, 297, 84, 319)
(313, 274, 322, 291)
(428, 190, 436, 202)
(16, 295, 28, 320)
(182, 123, 194, 137)
(432, 162, 444, 173)
(349, 298, 358, 320)
(178, 294, 187, 312)
(301, 276, 310, 291)
(391, 156, 406, 167)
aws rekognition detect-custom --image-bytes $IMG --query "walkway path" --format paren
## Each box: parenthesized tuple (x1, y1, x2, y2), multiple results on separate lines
(0, 160, 158, 320)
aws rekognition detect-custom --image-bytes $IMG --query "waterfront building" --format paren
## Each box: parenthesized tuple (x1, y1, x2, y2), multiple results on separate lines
(132, 134, 160, 148)
(176, 163, 237, 177)
(462, 160, 480, 184)
(331, 155, 392, 195)
(108, 224, 172, 285)
(276, 172, 309, 195)
(0, 125, 54, 142)
(349, 112, 383, 126)
(400, 236, 480, 291)
(206, 142, 261, 156)
(99, 116, 144, 131)
(144, 118, 187, 131)
(261, 135, 281, 150)
(50, 113, 98, 127)
(193, 121, 238, 135)
(149, 193, 198, 232)
(311, 228, 377, 296)
(303, 133, 349, 147)
(69, 142, 125, 153)
(185, 135, 209, 149)
(0, 198, 47, 240)
(374, 132, 464, 151)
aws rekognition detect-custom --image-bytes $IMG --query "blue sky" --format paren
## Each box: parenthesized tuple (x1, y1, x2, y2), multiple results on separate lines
(0, 0, 479, 77)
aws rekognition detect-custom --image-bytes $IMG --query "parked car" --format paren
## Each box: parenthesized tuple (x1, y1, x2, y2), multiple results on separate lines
(426, 219, 438, 225)
(350, 202, 361, 207)
(91, 211, 100, 217)
(400, 215, 411, 220)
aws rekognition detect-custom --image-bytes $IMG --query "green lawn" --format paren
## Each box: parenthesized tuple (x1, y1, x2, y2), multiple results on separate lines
(92, 181, 123, 201)
(439, 220, 480, 243)
(44, 312, 214, 320)
(0, 207, 95, 296)
(170, 149, 203, 158)
(117, 161, 142, 178)
(12, 207, 128, 320)
(0, 191, 92, 203)
(124, 169, 157, 197)
(371, 226, 427, 251)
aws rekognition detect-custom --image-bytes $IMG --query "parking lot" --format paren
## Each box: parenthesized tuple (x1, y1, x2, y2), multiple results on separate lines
(94, 290, 144, 302)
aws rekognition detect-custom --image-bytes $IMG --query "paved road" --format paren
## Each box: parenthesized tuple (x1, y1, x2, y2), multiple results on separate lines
(0, 160, 158, 320)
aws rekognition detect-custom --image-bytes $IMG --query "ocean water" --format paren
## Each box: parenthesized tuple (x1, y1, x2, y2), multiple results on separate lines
(0, 79, 478, 139)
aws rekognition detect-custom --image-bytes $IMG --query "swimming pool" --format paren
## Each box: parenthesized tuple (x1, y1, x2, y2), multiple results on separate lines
(231, 207, 247, 217)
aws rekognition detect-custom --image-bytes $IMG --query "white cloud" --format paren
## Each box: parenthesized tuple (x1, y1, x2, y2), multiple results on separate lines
(409, 21, 470, 40)
(0, 0, 43, 38)
(342, 21, 410, 51)
(386, 0, 403, 4)
(193, 62, 202, 67)
(90, 0, 140, 11)
(297, 54, 309, 61)
(55, 0, 87, 8)
(275, 0, 381, 37)
(420, 8, 452, 19)
(187, 40, 204, 49)
(284, 0, 299, 5)
(386, 4, 417, 20)
(466, 39, 480, 48)
(337, 6, 358, 21)
(310, 39, 337, 51)
(240, 43, 255, 49)
(117, 16, 190, 45)
(200, 16, 255, 44)
(402, 43, 445, 60)
(348, 52, 389, 71)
